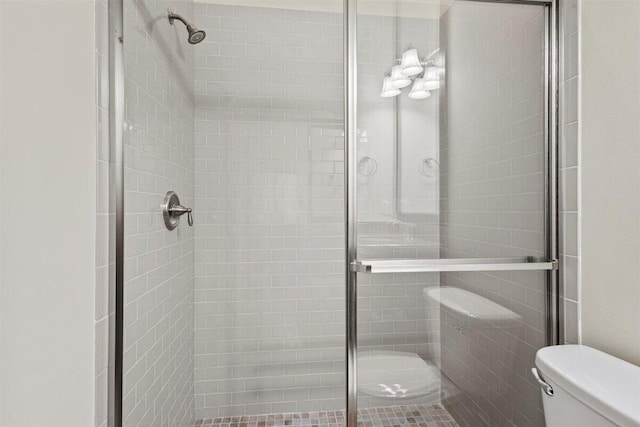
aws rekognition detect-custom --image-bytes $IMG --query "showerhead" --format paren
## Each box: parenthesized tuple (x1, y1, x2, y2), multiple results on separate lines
(186, 25, 206, 44)
(168, 10, 206, 44)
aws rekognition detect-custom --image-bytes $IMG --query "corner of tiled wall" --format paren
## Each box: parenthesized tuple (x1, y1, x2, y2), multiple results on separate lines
(560, 0, 581, 345)
(95, 0, 111, 426)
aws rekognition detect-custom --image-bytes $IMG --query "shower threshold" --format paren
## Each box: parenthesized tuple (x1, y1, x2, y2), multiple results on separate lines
(195, 404, 458, 427)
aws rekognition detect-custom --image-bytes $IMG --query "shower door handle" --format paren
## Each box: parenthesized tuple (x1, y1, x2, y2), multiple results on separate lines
(351, 257, 558, 273)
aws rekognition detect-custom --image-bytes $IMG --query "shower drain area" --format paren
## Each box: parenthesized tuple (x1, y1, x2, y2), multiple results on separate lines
(194, 404, 459, 427)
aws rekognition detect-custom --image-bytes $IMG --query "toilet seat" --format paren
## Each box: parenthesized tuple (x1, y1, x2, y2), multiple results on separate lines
(358, 351, 440, 399)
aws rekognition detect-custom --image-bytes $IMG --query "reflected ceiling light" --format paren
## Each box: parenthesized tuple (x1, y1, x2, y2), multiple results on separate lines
(421, 66, 440, 91)
(380, 47, 442, 100)
(400, 49, 423, 77)
(408, 79, 431, 99)
(380, 76, 401, 97)
(390, 65, 411, 88)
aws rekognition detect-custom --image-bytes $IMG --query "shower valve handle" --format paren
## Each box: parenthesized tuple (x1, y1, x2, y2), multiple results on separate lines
(169, 204, 193, 226)
(162, 191, 193, 230)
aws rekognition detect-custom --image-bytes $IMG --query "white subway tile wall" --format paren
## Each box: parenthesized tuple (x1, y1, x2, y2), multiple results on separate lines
(192, 4, 345, 419)
(193, 3, 450, 418)
(439, 2, 546, 427)
(559, 0, 581, 345)
(122, 0, 196, 426)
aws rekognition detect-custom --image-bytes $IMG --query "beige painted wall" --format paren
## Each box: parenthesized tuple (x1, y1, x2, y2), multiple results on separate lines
(0, 1, 96, 424)
(581, 0, 640, 366)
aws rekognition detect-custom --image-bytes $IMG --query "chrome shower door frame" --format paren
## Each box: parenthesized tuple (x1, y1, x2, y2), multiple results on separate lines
(107, 0, 560, 425)
(108, 0, 124, 426)
(342, 0, 560, 425)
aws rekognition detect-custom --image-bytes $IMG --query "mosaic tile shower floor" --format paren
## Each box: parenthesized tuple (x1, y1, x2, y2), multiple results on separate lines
(195, 404, 459, 427)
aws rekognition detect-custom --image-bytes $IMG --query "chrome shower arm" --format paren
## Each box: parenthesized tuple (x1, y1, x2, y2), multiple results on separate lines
(167, 10, 189, 27)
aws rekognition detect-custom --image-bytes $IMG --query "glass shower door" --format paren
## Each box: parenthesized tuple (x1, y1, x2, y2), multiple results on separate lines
(353, 1, 556, 426)
(120, 1, 347, 426)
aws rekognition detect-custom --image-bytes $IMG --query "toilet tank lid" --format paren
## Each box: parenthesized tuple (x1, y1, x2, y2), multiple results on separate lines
(535, 345, 640, 427)
(424, 286, 521, 326)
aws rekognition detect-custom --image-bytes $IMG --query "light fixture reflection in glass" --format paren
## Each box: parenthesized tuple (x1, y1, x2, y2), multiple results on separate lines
(390, 65, 411, 88)
(380, 76, 401, 97)
(421, 66, 440, 91)
(400, 49, 423, 76)
(408, 78, 431, 99)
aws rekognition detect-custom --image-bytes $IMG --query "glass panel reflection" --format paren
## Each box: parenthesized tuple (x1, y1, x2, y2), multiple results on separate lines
(356, 1, 547, 426)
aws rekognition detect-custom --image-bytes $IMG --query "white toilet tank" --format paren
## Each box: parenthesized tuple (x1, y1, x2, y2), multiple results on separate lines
(534, 345, 640, 427)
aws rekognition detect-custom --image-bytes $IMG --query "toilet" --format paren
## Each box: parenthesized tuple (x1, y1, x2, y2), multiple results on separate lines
(534, 345, 640, 427)
(356, 287, 526, 409)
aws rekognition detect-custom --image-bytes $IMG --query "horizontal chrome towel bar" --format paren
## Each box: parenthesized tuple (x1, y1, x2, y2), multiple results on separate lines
(351, 257, 558, 274)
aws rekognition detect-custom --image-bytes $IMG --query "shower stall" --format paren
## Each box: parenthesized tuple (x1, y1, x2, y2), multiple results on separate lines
(108, 0, 559, 426)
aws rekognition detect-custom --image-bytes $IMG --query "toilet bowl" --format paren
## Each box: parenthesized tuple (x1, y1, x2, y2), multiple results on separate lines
(358, 350, 440, 403)
(534, 345, 640, 427)
(357, 291, 442, 406)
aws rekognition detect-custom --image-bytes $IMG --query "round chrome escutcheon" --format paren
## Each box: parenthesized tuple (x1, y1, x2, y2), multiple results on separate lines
(162, 191, 181, 230)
